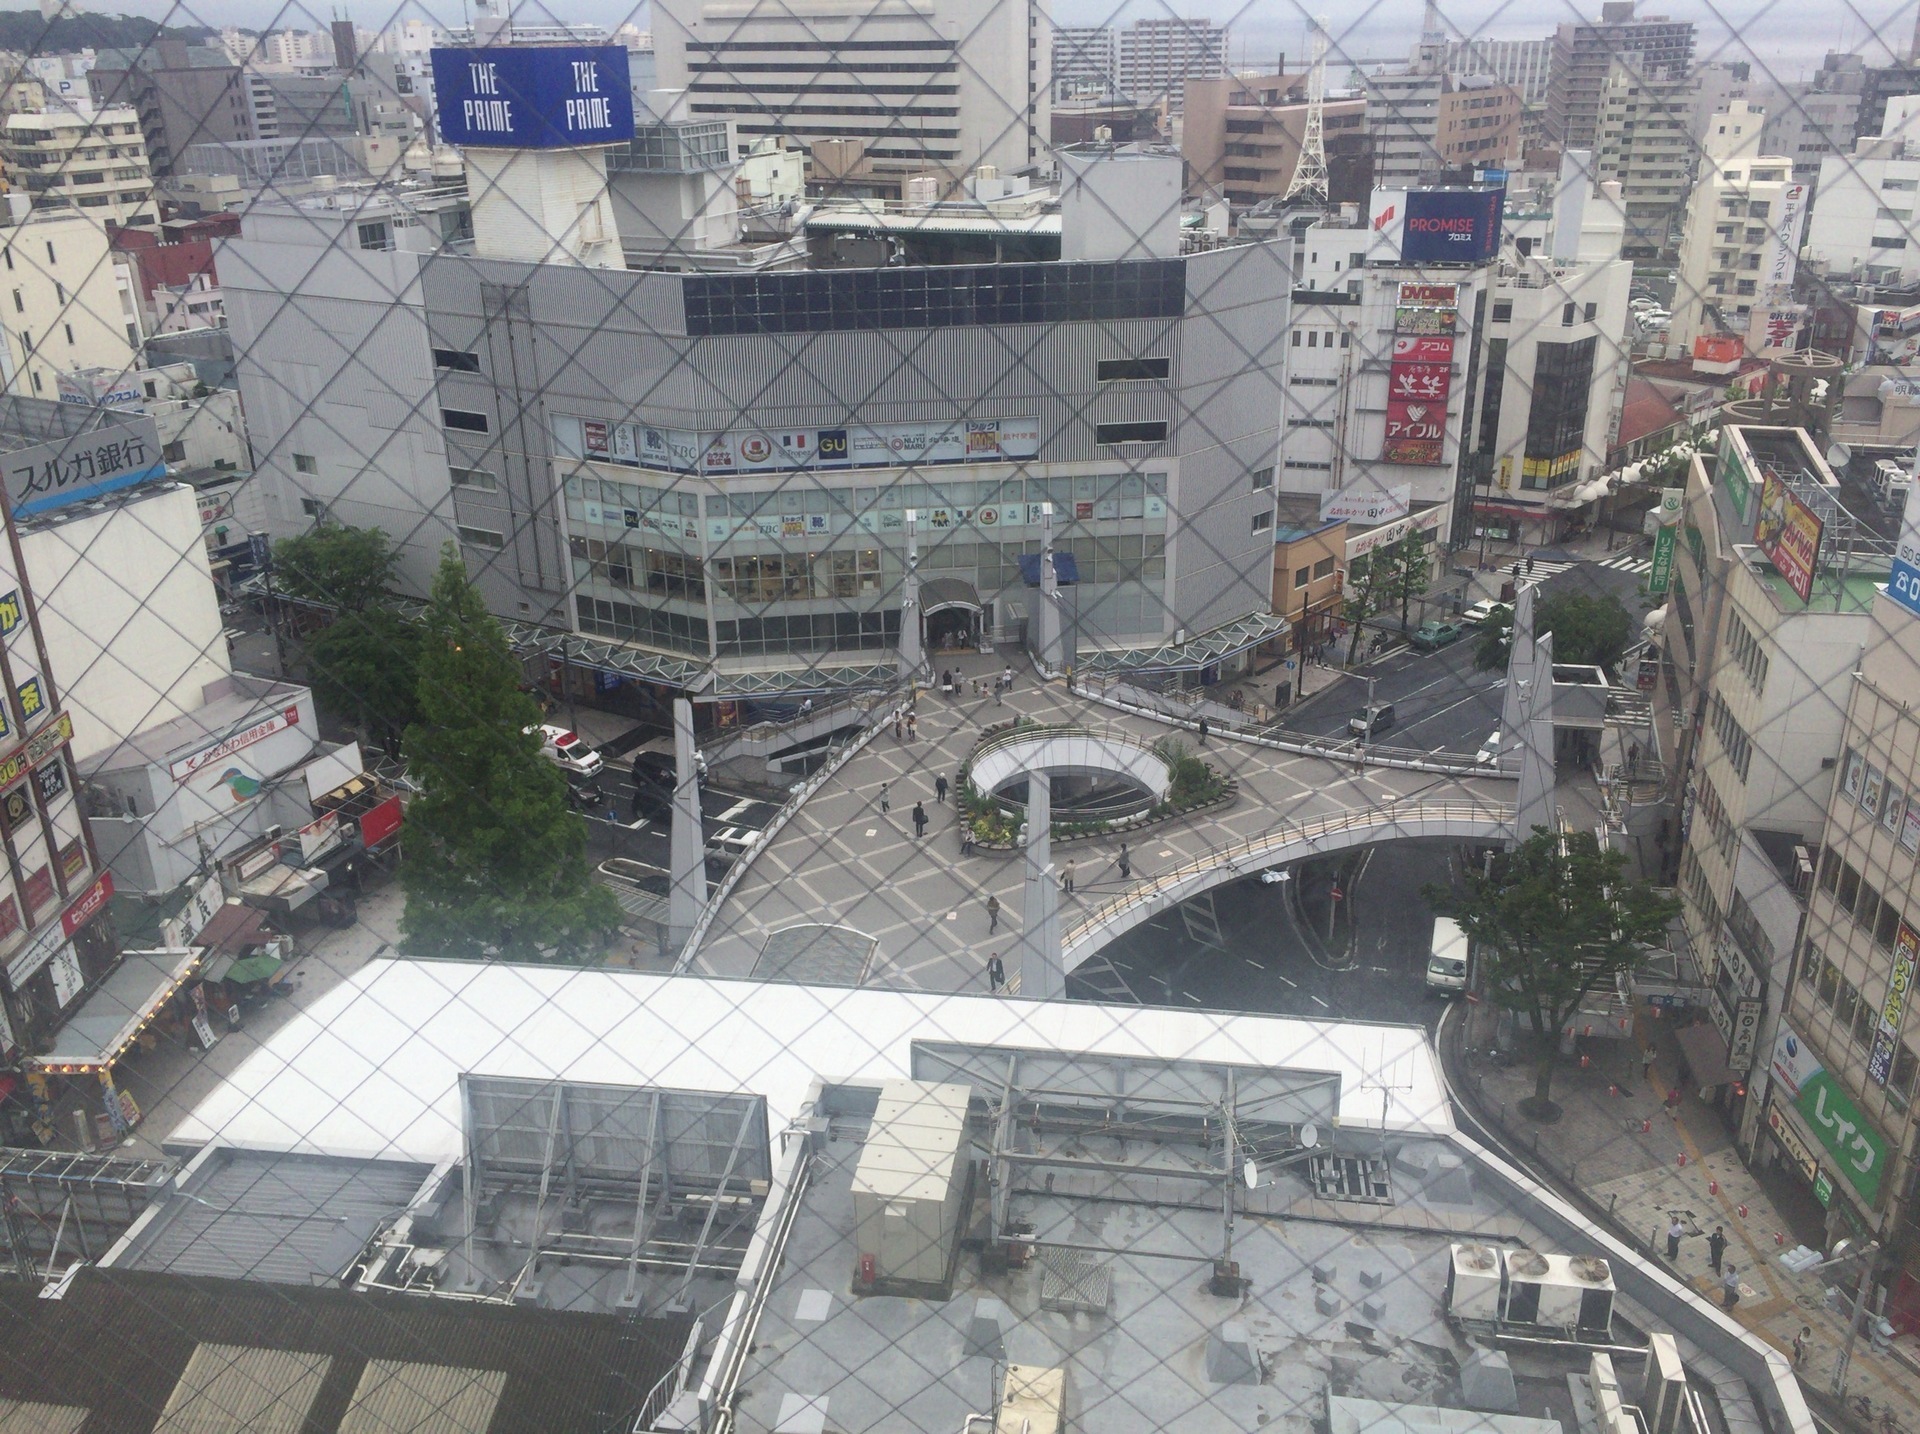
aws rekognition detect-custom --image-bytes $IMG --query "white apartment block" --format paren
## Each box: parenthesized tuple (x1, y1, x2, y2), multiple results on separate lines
(0, 103, 156, 231)
(1053, 25, 1115, 101)
(1594, 61, 1694, 259)
(1807, 94, 1920, 287)
(654, 0, 1050, 181)
(1671, 102, 1797, 351)
(1422, 36, 1553, 106)
(1116, 17, 1227, 115)
(0, 209, 142, 401)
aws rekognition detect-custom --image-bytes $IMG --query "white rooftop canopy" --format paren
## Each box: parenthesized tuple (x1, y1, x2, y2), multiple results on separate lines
(168, 960, 1453, 1163)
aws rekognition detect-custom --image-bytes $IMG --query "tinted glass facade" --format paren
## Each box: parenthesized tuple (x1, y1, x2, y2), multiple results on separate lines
(1521, 336, 1596, 481)
(682, 260, 1188, 336)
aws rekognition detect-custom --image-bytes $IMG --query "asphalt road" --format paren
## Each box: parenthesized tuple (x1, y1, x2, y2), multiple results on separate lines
(1077, 839, 1466, 1029)
(1280, 635, 1501, 755)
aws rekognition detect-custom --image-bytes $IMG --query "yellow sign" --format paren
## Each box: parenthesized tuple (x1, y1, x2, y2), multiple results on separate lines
(1520, 451, 1581, 482)
(0, 710, 71, 792)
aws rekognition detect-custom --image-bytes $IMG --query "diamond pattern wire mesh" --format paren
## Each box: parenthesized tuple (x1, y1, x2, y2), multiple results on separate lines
(0, 0, 1910, 1431)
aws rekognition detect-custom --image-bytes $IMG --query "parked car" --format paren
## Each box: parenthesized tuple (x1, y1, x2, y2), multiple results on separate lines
(1462, 599, 1502, 627)
(1349, 702, 1396, 738)
(529, 724, 605, 778)
(1411, 620, 1464, 651)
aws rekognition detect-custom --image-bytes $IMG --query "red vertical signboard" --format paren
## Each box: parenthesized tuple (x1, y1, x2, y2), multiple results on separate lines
(1381, 325, 1455, 466)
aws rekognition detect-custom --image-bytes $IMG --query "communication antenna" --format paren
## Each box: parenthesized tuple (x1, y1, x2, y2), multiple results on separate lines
(1284, 17, 1331, 205)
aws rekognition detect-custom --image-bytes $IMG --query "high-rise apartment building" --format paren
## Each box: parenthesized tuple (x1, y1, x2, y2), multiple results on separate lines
(1116, 18, 1228, 115)
(1367, 70, 1520, 189)
(1593, 60, 1695, 259)
(1807, 94, 1920, 288)
(1423, 37, 1554, 106)
(87, 41, 250, 177)
(1671, 102, 1799, 351)
(1546, 2, 1695, 151)
(0, 102, 156, 230)
(653, 0, 1049, 186)
(1053, 25, 1116, 101)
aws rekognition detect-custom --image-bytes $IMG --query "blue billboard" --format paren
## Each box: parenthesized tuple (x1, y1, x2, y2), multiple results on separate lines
(1400, 187, 1504, 265)
(432, 45, 635, 150)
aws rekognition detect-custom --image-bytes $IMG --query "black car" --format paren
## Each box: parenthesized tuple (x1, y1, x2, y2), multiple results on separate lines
(629, 752, 678, 816)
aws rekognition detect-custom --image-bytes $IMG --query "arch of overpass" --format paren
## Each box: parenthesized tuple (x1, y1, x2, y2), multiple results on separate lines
(1056, 800, 1516, 975)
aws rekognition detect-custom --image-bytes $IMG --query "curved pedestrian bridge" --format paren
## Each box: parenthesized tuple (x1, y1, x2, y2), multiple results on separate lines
(683, 664, 1515, 992)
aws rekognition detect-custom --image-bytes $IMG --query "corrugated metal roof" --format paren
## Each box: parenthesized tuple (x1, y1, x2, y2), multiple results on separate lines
(0, 1398, 87, 1433)
(154, 1343, 332, 1434)
(338, 1361, 506, 1434)
(114, 1150, 432, 1286)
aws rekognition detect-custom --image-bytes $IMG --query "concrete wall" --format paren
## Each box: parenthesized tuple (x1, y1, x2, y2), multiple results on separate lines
(20, 484, 229, 763)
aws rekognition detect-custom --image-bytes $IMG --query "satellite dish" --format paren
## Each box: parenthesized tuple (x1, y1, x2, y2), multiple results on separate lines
(1827, 442, 1853, 469)
(1299, 1122, 1320, 1149)
(1244, 1160, 1260, 1190)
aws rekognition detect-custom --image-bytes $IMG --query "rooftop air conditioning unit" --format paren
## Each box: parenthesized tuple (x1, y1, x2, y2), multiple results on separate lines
(1446, 1243, 1502, 1322)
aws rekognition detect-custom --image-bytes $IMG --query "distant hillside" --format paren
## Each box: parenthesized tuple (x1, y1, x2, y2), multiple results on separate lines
(0, 11, 219, 57)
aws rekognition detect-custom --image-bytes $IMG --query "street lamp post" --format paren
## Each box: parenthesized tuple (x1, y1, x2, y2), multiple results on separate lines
(1826, 1238, 1882, 1403)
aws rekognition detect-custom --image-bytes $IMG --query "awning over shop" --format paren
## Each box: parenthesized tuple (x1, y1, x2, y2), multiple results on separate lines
(919, 577, 983, 615)
(237, 864, 329, 916)
(192, 899, 270, 957)
(223, 951, 284, 985)
(26, 948, 200, 1075)
(1079, 611, 1290, 677)
(1674, 1020, 1738, 1090)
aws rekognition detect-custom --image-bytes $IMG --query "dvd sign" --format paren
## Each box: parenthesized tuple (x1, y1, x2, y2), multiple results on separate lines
(1400, 188, 1503, 265)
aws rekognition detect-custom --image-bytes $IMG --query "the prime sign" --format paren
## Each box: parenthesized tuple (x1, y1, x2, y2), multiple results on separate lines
(431, 46, 635, 150)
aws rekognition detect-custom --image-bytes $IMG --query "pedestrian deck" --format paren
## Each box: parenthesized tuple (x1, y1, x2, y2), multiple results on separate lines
(687, 655, 1513, 990)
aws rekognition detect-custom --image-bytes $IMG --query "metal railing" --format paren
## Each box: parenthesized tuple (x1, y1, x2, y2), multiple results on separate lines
(1060, 799, 1515, 955)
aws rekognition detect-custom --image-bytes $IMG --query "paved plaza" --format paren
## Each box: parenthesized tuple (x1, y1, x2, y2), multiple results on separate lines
(688, 657, 1513, 989)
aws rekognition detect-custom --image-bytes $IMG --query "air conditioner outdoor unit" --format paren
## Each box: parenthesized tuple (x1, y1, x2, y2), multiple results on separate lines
(1446, 1243, 1502, 1321)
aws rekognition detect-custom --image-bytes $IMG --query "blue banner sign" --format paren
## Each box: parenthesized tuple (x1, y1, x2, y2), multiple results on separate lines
(432, 46, 635, 149)
(1400, 187, 1504, 265)
(1891, 491, 1920, 621)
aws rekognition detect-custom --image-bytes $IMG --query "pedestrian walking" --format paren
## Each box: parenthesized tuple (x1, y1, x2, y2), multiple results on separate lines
(893, 711, 903, 742)
(1641, 1044, 1656, 1085)
(880, 781, 891, 814)
(1117, 842, 1131, 880)
(994, 679, 1003, 706)
(1525, 555, 1535, 576)
(1707, 1226, 1728, 1274)
(1002, 664, 1015, 691)
(1792, 1327, 1811, 1367)
(987, 894, 1001, 933)
(912, 801, 928, 838)
(1665, 1086, 1683, 1121)
(1720, 1265, 1740, 1310)
(907, 712, 918, 740)
(1196, 716, 1209, 745)
(1666, 1217, 1684, 1261)
(1061, 858, 1076, 894)
(987, 952, 1005, 992)
(935, 774, 949, 804)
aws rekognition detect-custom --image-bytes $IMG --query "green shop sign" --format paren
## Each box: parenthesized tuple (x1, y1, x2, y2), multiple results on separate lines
(1795, 1071, 1888, 1205)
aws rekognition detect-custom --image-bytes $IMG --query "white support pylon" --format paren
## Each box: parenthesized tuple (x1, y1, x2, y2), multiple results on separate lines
(1500, 579, 1537, 762)
(1019, 769, 1064, 999)
(668, 696, 707, 949)
(899, 507, 925, 683)
(1514, 631, 1557, 840)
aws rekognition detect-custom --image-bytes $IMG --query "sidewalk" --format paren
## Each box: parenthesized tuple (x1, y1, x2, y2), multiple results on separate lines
(1455, 1020, 1920, 1429)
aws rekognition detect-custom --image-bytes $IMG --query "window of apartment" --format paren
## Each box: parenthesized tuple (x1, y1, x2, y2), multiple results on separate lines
(358, 221, 393, 252)
(1724, 610, 1769, 694)
(1853, 989, 1878, 1046)
(1836, 976, 1860, 1031)
(1307, 331, 1318, 347)
(1818, 843, 1840, 894)
(1294, 565, 1310, 589)
(1584, 302, 1598, 322)
(1748, 200, 1771, 219)
(42, 241, 53, 264)
(1736, 279, 1757, 296)
(1095, 420, 1167, 445)
(28, 370, 40, 394)
(292, 453, 319, 474)
(432, 348, 482, 372)
(1876, 896, 1902, 950)
(162, 439, 186, 464)
(10, 291, 20, 316)
(300, 497, 323, 517)
(1492, 300, 1512, 323)
(1872, 235, 1909, 249)
(1561, 302, 1576, 326)
(1817, 954, 1839, 1006)
(1250, 466, 1273, 490)
(1292, 330, 1301, 346)
(1313, 556, 1336, 579)
(1891, 1043, 1919, 1106)
(458, 524, 505, 549)
(1253, 510, 1273, 532)
(1096, 357, 1170, 381)
(1709, 693, 1753, 782)
(52, 282, 63, 305)
(441, 409, 489, 434)
(450, 465, 498, 492)
(1838, 859, 1861, 913)
(62, 323, 72, 346)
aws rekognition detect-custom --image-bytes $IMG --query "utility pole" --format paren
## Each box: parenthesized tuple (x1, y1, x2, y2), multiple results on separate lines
(1829, 1239, 1882, 1403)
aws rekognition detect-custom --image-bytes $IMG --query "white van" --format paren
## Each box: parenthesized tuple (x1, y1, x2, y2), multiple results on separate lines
(1426, 916, 1470, 995)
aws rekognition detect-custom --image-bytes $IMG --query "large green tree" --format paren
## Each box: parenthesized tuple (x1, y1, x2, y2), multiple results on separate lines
(1386, 532, 1432, 630)
(273, 524, 399, 612)
(399, 548, 621, 962)
(304, 607, 423, 753)
(1425, 828, 1677, 1116)
(1342, 553, 1393, 664)
(1538, 591, 1636, 672)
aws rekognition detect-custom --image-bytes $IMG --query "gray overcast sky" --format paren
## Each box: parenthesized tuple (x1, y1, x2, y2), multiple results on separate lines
(97, 0, 1918, 83)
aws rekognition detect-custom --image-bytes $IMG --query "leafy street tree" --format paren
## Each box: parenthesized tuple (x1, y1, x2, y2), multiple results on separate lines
(304, 607, 423, 757)
(1539, 591, 1635, 672)
(273, 524, 399, 612)
(1386, 532, 1431, 630)
(1342, 554, 1392, 664)
(1425, 828, 1678, 1118)
(400, 548, 621, 962)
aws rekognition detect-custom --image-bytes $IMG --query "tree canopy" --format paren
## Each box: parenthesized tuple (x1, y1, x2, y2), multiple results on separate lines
(303, 606, 422, 749)
(1538, 590, 1636, 671)
(1425, 827, 1677, 1114)
(399, 548, 621, 963)
(273, 524, 399, 612)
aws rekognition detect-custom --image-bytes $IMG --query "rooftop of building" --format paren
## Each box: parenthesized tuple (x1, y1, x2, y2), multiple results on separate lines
(79, 672, 307, 777)
(0, 1265, 690, 1434)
